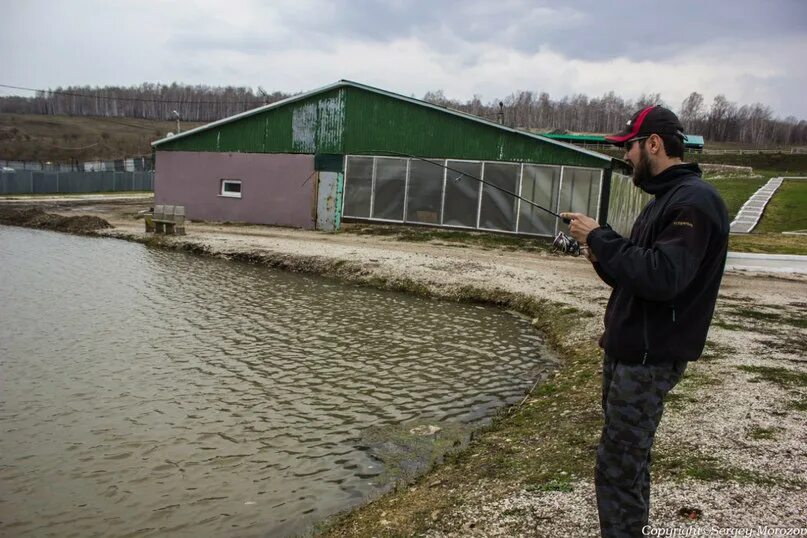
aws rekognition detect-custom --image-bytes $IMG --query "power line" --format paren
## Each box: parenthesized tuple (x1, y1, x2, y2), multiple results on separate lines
(0, 83, 276, 106)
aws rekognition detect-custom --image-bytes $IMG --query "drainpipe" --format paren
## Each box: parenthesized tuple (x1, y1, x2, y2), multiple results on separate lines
(599, 168, 612, 226)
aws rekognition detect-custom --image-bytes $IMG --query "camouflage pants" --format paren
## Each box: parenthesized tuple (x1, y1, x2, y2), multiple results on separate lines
(596, 354, 687, 538)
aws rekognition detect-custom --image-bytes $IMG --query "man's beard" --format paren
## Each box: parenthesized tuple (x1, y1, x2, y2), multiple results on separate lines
(631, 145, 653, 187)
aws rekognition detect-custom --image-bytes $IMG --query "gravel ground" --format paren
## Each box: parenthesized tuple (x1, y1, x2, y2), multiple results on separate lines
(4, 198, 805, 536)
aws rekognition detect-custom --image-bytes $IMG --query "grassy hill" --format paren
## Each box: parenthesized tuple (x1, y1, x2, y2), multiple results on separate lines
(706, 173, 807, 255)
(0, 113, 205, 163)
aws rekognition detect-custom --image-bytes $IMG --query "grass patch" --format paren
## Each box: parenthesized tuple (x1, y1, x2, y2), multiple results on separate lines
(756, 178, 807, 233)
(728, 232, 807, 255)
(341, 223, 554, 253)
(711, 318, 745, 331)
(0, 112, 205, 163)
(654, 452, 804, 489)
(748, 426, 779, 441)
(594, 150, 807, 172)
(787, 396, 807, 412)
(676, 371, 721, 390)
(727, 306, 807, 329)
(700, 341, 733, 361)
(694, 153, 807, 172)
(705, 176, 767, 221)
(758, 335, 807, 356)
(525, 476, 575, 493)
(737, 366, 807, 388)
(665, 391, 698, 411)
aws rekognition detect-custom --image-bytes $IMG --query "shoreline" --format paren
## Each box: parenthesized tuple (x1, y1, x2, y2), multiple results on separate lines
(2, 203, 806, 535)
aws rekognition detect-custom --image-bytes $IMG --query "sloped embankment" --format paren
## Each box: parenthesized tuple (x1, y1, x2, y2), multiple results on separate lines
(0, 207, 112, 233)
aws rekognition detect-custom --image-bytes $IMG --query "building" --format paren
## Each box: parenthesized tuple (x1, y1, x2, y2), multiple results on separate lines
(151, 80, 635, 236)
(541, 132, 705, 152)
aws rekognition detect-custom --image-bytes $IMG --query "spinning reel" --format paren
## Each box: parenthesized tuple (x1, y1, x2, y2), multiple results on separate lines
(552, 232, 582, 256)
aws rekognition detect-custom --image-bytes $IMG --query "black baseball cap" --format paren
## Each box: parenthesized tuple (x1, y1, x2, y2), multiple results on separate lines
(605, 105, 686, 147)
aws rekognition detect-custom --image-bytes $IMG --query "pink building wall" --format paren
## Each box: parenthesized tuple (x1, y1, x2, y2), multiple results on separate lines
(155, 151, 317, 228)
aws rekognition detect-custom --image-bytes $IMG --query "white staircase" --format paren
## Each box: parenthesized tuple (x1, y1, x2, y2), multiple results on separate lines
(729, 177, 783, 234)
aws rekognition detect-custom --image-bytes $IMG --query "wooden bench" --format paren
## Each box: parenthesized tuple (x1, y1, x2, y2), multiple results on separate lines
(150, 204, 186, 235)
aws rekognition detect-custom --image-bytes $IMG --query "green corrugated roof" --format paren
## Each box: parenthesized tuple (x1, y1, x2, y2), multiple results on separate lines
(151, 80, 611, 165)
(683, 134, 704, 146)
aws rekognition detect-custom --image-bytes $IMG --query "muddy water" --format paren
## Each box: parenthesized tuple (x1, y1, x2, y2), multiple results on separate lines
(0, 225, 554, 537)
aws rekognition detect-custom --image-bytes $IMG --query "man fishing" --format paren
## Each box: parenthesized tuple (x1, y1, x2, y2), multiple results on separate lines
(560, 106, 729, 537)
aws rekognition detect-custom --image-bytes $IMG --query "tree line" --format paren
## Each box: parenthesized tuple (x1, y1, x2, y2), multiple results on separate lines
(433, 90, 807, 146)
(1, 83, 805, 146)
(0, 83, 288, 124)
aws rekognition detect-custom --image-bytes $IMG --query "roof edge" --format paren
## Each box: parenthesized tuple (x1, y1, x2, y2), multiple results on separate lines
(151, 79, 611, 163)
(151, 80, 346, 147)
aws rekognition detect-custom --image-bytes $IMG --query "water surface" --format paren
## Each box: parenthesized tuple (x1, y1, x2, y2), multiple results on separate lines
(0, 225, 552, 537)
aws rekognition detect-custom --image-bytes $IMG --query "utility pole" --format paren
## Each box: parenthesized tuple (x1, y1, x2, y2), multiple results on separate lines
(258, 86, 270, 105)
(172, 110, 181, 133)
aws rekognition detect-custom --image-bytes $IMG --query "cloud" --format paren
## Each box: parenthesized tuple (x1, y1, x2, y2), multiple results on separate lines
(2, 0, 806, 118)
(172, 31, 806, 117)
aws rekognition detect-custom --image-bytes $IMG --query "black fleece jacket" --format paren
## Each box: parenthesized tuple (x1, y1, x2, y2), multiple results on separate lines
(587, 163, 729, 364)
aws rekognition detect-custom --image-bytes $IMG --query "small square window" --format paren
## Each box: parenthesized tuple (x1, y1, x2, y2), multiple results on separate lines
(220, 179, 242, 198)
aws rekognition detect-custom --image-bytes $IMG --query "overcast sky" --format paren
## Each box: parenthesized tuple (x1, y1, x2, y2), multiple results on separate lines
(2, 0, 806, 118)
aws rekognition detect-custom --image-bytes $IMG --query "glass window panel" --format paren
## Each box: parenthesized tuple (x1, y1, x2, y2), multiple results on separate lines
(343, 156, 373, 218)
(406, 159, 444, 224)
(518, 165, 560, 236)
(558, 167, 601, 221)
(372, 157, 406, 221)
(442, 160, 482, 227)
(607, 172, 651, 236)
(479, 162, 519, 231)
(588, 171, 603, 219)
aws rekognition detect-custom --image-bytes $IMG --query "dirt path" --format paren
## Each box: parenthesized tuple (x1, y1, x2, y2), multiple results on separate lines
(3, 198, 806, 535)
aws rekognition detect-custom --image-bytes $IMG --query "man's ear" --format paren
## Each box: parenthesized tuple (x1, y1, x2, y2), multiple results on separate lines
(648, 134, 662, 155)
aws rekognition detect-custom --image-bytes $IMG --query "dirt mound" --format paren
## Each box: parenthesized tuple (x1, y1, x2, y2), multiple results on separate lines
(0, 207, 112, 233)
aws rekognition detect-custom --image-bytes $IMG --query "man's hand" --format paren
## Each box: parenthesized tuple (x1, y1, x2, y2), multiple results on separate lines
(560, 212, 599, 245)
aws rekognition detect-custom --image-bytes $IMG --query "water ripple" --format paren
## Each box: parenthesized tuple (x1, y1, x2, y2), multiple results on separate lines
(0, 225, 554, 537)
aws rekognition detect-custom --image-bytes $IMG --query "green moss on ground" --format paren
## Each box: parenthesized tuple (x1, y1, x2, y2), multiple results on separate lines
(655, 452, 804, 489)
(737, 366, 807, 388)
(787, 396, 807, 412)
(727, 306, 807, 329)
(748, 426, 780, 441)
(340, 224, 555, 253)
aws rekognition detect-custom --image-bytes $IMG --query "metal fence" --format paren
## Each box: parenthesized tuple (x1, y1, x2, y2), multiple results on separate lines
(0, 170, 154, 195)
(0, 156, 154, 172)
(699, 147, 807, 155)
(575, 144, 807, 155)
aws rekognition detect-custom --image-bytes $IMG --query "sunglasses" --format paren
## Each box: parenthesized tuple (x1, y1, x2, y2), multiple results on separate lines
(625, 136, 649, 151)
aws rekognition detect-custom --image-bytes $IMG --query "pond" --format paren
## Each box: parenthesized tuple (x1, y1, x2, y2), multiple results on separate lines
(0, 225, 554, 537)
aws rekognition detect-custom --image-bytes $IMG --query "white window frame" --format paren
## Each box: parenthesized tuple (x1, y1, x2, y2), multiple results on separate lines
(220, 179, 242, 198)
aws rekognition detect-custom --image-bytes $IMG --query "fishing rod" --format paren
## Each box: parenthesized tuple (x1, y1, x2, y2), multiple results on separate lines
(355, 150, 585, 255)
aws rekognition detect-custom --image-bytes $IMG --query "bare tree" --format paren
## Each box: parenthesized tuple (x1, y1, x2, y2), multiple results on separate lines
(679, 92, 705, 132)
(1, 83, 805, 145)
